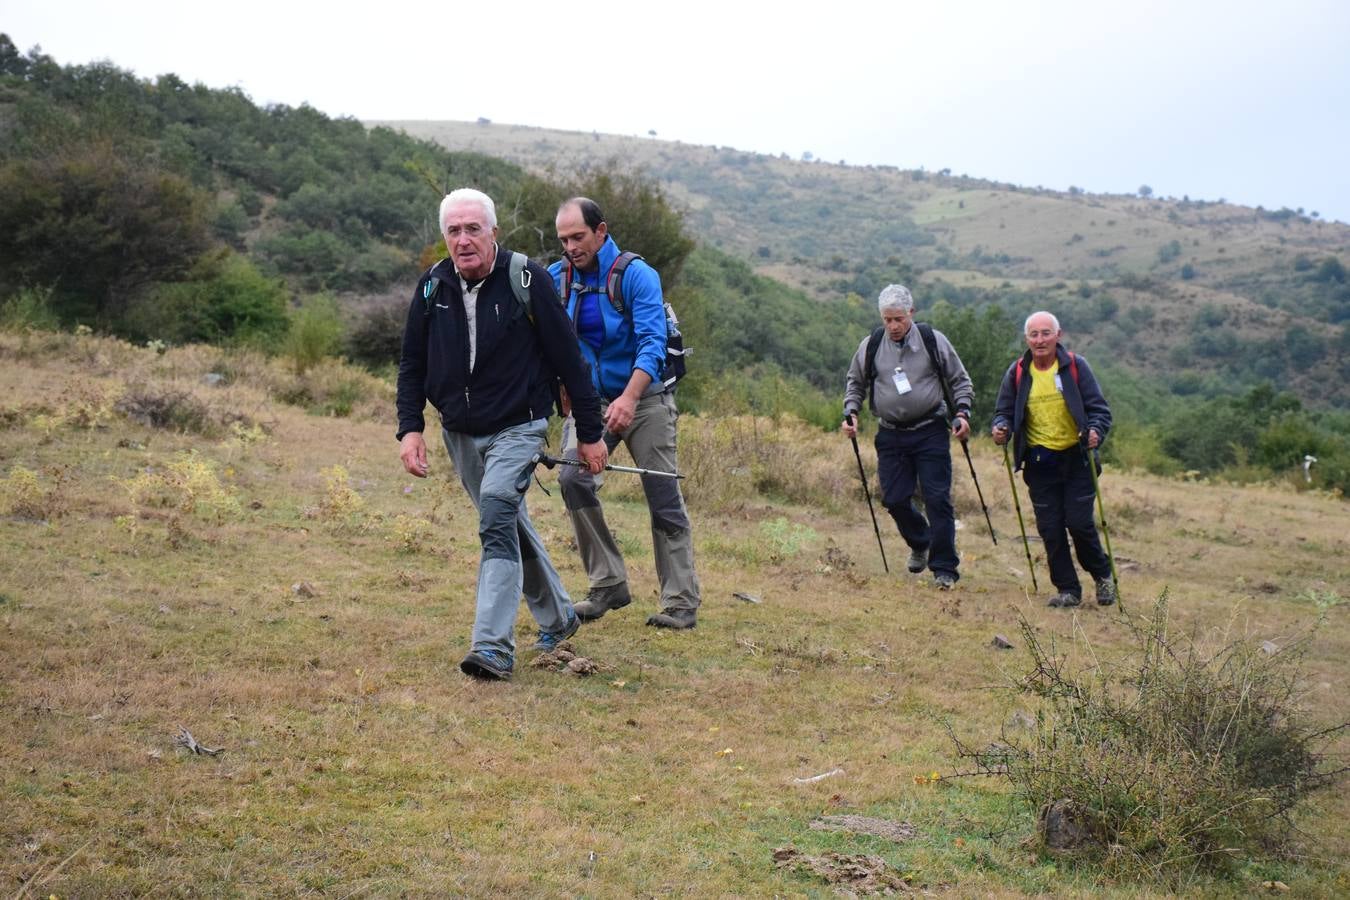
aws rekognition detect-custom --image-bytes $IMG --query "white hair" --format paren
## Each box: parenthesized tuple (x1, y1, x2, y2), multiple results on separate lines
(877, 284, 915, 314)
(439, 188, 497, 232)
(1024, 311, 1061, 333)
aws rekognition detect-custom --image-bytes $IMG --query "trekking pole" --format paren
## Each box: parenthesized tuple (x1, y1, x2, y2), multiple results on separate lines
(958, 438, 997, 545)
(847, 415, 889, 573)
(515, 451, 683, 494)
(1002, 442, 1039, 593)
(1082, 442, 1120, 598)
(532, 452, 683, 479)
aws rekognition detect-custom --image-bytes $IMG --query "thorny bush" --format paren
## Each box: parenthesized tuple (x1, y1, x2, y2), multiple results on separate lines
(951, 591, 1348, 885)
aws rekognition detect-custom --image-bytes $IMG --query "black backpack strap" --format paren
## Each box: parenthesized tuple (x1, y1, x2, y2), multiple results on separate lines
(917, 323, 958, 424)
(420, 259, 450, 317)
(604, 251, 643, 316)
(863, 326, 885, 415)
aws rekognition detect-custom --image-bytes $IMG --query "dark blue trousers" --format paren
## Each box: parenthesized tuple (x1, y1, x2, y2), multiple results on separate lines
(1022, 446, 1111, 598)
(875, 421, 959, 579)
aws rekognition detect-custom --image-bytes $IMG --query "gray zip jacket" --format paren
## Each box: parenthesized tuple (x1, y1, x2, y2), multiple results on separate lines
(843, 324, 974, 425)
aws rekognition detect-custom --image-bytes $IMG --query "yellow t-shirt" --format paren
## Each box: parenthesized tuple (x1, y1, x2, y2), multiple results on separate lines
(1024, 361, 1080, 450)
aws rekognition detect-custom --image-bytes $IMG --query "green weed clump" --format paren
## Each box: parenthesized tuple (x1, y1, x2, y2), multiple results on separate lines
(386, 513, 434, 554)
(955, 592, 1346, 884)
(316, 465, 366, 531)
(123, 451, 241, 523)
(759, 516, 817, 562)
(0, 465, 62, 520)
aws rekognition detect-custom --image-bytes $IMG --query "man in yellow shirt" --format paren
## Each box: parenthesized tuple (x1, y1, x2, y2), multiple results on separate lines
(991, 311, 1115, 608)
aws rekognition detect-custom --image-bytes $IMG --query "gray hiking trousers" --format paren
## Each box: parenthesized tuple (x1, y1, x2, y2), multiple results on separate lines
(559, 391, 700, 612)
(442, 418, 573, 658)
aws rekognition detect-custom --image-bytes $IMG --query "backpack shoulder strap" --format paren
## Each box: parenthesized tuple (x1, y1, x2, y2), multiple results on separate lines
(1014, 357, 1025, 391)
(916, 324, 943, 376)
(864, 326, 885, 413)
(508, 251, 533, 322)
(420, 259, 450, 317)
(917, 323, 957, 421)
(1067, 352, 1080, 385)
(604, 251, 643, 316)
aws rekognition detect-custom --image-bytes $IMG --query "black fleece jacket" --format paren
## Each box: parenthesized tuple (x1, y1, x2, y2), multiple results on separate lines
(396, 247, 602, 442)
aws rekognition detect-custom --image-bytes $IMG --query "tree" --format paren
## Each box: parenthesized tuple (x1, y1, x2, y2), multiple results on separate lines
(561, 167, 695, 284)
(1138, 184, 1153, 198)
(0, 142, 213, 328)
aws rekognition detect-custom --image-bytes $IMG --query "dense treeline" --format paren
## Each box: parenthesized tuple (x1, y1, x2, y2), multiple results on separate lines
(0, 35, 556, 344)
(0, 36, 1344, 494)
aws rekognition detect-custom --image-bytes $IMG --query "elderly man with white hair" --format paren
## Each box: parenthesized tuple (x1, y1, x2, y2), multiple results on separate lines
(842, 284, 974, 589)
(992, 311, 1115, 608)
(396, 188, 608, 680)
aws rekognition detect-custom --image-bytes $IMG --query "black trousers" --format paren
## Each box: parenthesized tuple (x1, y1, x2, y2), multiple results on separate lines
(1022, 446, 1111, 597)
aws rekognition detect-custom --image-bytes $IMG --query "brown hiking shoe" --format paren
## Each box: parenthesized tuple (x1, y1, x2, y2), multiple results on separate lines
(573, 583, 632, 621)
(646, 608, 697, 629)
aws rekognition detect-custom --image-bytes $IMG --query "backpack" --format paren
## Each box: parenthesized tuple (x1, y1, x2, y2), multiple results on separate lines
(421, 251, 534, 320)
(561, 251, 688, 388)
(862, 322, 964, 421)
(1013, 353, 1079, 391)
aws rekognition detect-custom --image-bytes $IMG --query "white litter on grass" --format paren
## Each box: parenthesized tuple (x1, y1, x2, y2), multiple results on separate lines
(793, 767, 844, 784)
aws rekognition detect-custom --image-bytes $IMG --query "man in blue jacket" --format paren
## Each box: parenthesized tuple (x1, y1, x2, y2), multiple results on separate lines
(397, 188, 608, 680)
(991, 311, 1115, 608)
(549, 198, 701, 629)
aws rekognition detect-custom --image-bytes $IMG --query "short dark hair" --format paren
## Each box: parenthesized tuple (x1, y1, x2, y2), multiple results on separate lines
(561, 196, 605, 231)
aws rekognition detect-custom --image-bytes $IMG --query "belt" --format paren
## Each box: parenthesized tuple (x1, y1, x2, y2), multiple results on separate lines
(879, 413, 943, 432)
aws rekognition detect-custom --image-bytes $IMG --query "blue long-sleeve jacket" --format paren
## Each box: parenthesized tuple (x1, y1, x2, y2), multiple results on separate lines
(992, 345, 1112, 471)
(548, 236, 666, 400)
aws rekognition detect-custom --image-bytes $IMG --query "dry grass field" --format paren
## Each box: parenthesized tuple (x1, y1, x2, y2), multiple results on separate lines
(2, 332, 1347, 896)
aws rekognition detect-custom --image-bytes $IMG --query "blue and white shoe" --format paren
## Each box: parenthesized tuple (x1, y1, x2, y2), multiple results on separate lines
(530, 607, 580, 653)
(460, 648, 514, 680)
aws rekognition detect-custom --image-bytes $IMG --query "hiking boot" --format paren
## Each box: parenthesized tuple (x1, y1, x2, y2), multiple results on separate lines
(907, 546, 929, 573)
(573, 583, 632, 621)
(1047, 591, 1082, 608)
(1095, 577, 1117, 606)
(933, 572, 956, 590)
(459, 648, 513, 681)
(530, 607, 580, 653)
(646, 607, 697, 629)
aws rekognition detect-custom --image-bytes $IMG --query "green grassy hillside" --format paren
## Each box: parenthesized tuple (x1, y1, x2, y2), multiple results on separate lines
(381, 121, 1350, 408)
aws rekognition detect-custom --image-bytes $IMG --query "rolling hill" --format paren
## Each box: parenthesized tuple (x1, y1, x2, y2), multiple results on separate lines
(379, 120, 1350, 408)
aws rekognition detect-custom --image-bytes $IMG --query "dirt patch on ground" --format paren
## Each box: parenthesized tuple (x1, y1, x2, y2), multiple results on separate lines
(773, 846, 914, 893)
(809, 815, 920, 844)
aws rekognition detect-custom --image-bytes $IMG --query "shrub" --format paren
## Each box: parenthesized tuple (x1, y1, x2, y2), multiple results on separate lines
(123, 253, 290, 348)
(953, 593, 1347, 883)
(346, 295, 408, 370)
(0, 465, 62, 520)
(1, 286, 61, 333)
(281, 294, 343, 374)
(116, 384, 214, 434)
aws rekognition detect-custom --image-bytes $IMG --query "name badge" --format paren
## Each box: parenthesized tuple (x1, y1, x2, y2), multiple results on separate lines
(1054, 373, 1064, 393)
(892, 367, 912, 395)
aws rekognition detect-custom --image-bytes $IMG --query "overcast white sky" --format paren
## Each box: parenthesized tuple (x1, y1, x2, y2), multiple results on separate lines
(6, 0, 1349, 221)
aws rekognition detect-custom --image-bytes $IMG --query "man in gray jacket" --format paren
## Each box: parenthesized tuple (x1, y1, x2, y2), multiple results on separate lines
(841, 284, 974, 588)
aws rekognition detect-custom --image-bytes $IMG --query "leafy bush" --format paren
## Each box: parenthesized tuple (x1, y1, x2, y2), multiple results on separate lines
(123, 253, 290, 347)
(953, 593, 1346, 883)
(281, 294, 343, 374)
(0, 286, 61, 332)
